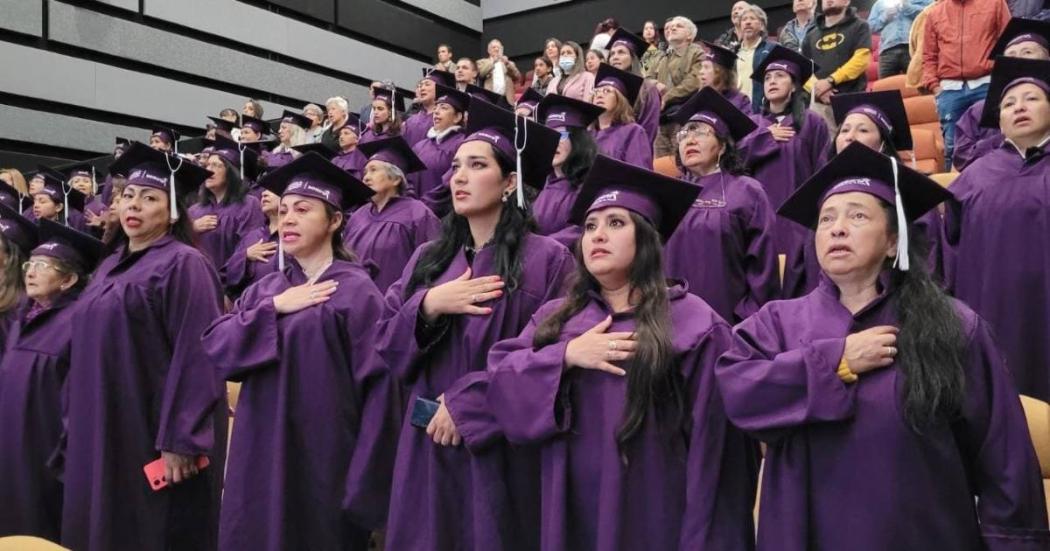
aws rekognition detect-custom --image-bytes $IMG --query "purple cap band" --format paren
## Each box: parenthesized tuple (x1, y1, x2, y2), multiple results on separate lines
(126, 166, 171, 192)
(70, 169, 92, 179)
(596, 77, 628, 97)
(819, 177, 896, 210)
(585, 188, 661, 226)
(35, 182, 63, 200)
(1004, 76, 1050, 96)
(543, 107, 589, 129)
(435, 92, 468, 112)
(610, 38, 638, 55)
(31, 240, 85, 267)
(209, 148, 240, 168)
(1007, 32, 1050, 50)
(464, 129, 516, 163)
(765, 60, 801, 80)
(243, 121, 266, 134)
(0, 219, 33, 252)
(846, 104, 894, 135)
(369, 150, 407, 169)
(283, 176, 343, 209)
(687, 111, 730, 137)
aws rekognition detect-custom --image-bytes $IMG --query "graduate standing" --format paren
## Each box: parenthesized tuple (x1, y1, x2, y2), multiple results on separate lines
(669, 88, 780, 323)
(591, 64, 654, 169)
(331, 116, 369, 178)
(716, 143, 1050, 550)
(410, 84, 469, 215)
(739, 45, 829, 296)
(220, 189, 280, 299)
(30, 170, 88, 232)
(0, 218, 102, 541)
(403, 69, 457, 148)
(360, 87, 404, 145)
(189, 136, 266, 271)
(945, 58, 1050, 402)
(261, 111, 311, 172)
(62, 163, 107, 236)
(606, 28, 664, 144)
(700, 40, 754, 114)
(61, 143, 226, 551)
(532, 93, 602, 248)
(481, 156, 759, 550)
(202, 153, 401, 551)
(379, 99, 573, 551)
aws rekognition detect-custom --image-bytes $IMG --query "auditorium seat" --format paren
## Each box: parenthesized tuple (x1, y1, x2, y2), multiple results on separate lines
(901, 127, 943, 174)
(928, 172, 959, 188)
(870, 74, 921, 98)
(0, 536, 69, 550)
(653, 156, 681, 178)
(1019, 395, 1050, 524)
(866, 60, 879, 84)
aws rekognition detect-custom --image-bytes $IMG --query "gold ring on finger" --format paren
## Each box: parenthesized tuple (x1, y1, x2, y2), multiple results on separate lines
(470, 294, 478, 304)
(608, 340, 618, 351)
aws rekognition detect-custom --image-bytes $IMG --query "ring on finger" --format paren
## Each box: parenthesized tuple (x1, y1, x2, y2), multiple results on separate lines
(309, 291, 316, 299)
(470, 294, 478, 304)
(608, 340, 618, 351)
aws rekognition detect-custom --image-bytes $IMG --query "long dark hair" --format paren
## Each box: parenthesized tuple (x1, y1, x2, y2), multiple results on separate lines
(883, 203, 966, 431)
(763, 81, 808, 129)
(104, 190, 196, 253)
(197, 157, 247, 206)
(0, 235, 26, 314)
(829, 122, 902, 161)
(533, 212, 684, 463)
(322, 202, 357, 262)
(405, 146, 527, 296)
(561, 127, 598, 189)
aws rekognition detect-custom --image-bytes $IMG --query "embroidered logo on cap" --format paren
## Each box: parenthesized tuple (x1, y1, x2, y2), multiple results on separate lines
(547, 112, 567, 123)
(593, 190, 620, 205)
(288, 180, 332, 200)
(474, 132, 501, 144)
(832, 178, 872, 190)
(128, 169, 168, 186)
(39, 243, 59, 250)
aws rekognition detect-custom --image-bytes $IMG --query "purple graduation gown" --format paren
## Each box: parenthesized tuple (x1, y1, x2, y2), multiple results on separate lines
(342, 196, 441, 293)
(0, 293, 78, 540)
(219, 225, 278, 298)
(379, 233, 575, 551)
(724, 89, 753, 115)
(189, 195, 266, 271)
(953, 99, 1003, 171)
(359, 126, 398, 146)
(740, 110, 830, 296)
(410, 129, 466, 216)
(715, 273, 1050, 550)
(62, 236, 226, 551)
(532, 174, 582, 249)
(262, 149, 294, 172)
(480, 284, 759, 550)
(593, 123, 654, 169)
(202, 260, 401, 551)
(945, 142, 1050, 401)
(636, 80, 663, 145)
(666, 171, 780, 323)
(401, 108, 434, 149)
(333, 148, 368, 179)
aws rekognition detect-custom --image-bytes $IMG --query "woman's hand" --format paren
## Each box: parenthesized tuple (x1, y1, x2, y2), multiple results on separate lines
(564, 315, 636, 376)
(420, 268, 504, 322)
(272, 280, 339, 314)
(768, 122, 796, 142)
(426, 395, 461, 447)
(193, 215, 219, 233)
(246, 239, 278, 262)
(161, 451, 199, 484)
(842, 325, 899, 375)
(85, 210, 105, 228)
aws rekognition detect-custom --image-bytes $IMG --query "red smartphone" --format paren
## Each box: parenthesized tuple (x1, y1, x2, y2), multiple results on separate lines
(143, 455, 211, 491)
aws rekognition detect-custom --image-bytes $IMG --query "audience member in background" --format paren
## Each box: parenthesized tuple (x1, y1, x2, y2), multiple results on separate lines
(332, 115, 367, 178)
(542, 37, 563, 79)
(361, 87, 403, 145)
(404, 69, 457, 148)
(0, 218, 101, 541)
(149, 125, 178, 153)
(736, 4, 777, 112)
(780, 0, 816, 53)
(589, 17, 620, 54)
(454, 57, 480, 92)
(320, 96, 351, 151)
(649, 16, 704, 157)
(240, 114, 268, 144)
(358, 81, 388, 128)
(607, 28, 663, 143)
(243, 98, 264, 120)
(435, 43, 456, 73)
(410, 85, 469, 215)
(905, 0, 939, 89)
(220, 189, 279, 299)
(478, 39, 521, 106)
(640, 20, 665, 74)
(585, 49, 606, 74)
(548, 41, 596, 102)
(591, 64, 654, 169)
(31, 170, 87, 231)
(803, 0, 874, 132)
(952, 17, 1049, 170)
(262, 111, 311, 171)
(0, 204, 32, 359)
(191, 137, 266, 272)
(515, 88, 544, 119)
(701, 41, 754, 114)
(921, 0, 1009, 169)
(302, 103, 326, 143)
(945, 58, 1050, 402)
(531, 56, 555, 95)
(869, 0, 932, 78)
(716, 1, 752, 50)
(0, 169, 28, 197)
(219, 108, 239, 124)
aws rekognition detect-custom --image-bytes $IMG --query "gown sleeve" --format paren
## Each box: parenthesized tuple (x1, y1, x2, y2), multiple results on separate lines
(153, 252, 225, 456)
(952, 104, 1001, 171)
(234, 198, 267, 248)
(680, 320, 760, 551)
(421, 167, 454, 219)
(220, 229, 265, 297)
(341, 281, 403, 531)
(734, 185, 781, 321)
(622, 125, 655, 169)
(714, 307, 857, 443)
(738, 122, 780, 168)
(375, 245, 447, 385)
(637, 82, 663, 145)
(200, 279, 282, 383)
(953, 315, 1050, 550)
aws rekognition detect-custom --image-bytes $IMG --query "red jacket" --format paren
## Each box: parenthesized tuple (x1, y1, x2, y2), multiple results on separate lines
(921, 0, 1010, 91)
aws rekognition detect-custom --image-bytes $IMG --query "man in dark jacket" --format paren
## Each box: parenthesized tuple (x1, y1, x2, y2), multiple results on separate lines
(802, 0, 873, 131)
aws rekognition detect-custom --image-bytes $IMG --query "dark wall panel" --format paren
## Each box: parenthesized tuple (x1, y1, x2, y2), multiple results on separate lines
(266, 0, 335, 22)
(337, 0, 480, 62)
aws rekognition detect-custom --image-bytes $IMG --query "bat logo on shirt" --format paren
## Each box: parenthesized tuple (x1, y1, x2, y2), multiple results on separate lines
(816, 33, 845, 51)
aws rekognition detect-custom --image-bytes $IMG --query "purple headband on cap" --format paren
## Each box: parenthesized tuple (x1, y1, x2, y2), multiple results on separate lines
(435, 92, 468, 112)
(126, 166, 172, 192)
(847, 105, 894, 135)
(544, 108, 589, 129)
(31, 240, 84, 267)
(687, 111, 730, 137)
(765, 60, 801, 80)
(70, 169, 92, 179)
(1004, 76, 1050, 96)
(610, 38, 638, 55)
(464, 129, 516, 163)
(1007, 32, 1050, 50)
(152, 130, 174, 144)
(819, 177, 896, 209)
(283, 175, 343, 209)
(208, 148, 240, 168)
(586, 188, 661, 226)
(243, 120, 266, 134)
(596, 77, 628, 97)
(35, 182, 62, 200)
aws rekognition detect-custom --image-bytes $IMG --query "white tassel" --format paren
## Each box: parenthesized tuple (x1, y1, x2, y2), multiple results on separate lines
(64, 191, 70, 226)
(165, 154, 183, 221)
(513, 115, 528, 209)
(891, 156, 909, 272)
(391, 89, 397, 123)
(278, 237, 285, 271)
(239, 145, 246, 181)
(91, 165, 98, 195)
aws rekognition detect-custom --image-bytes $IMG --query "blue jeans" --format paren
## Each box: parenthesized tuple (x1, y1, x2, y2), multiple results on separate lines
(936, 83, 989, 171)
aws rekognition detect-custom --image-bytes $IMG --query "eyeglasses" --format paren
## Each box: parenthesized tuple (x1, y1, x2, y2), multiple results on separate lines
(22, 260, 63, 274)
(675, 126, 717, 142)
(592, 87, 616, 97)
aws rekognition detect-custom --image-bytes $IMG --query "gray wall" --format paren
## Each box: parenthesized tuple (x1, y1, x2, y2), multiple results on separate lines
(0, 0, 482, 169)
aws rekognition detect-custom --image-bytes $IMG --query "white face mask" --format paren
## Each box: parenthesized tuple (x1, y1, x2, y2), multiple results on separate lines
(558, 57, 575, 73)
